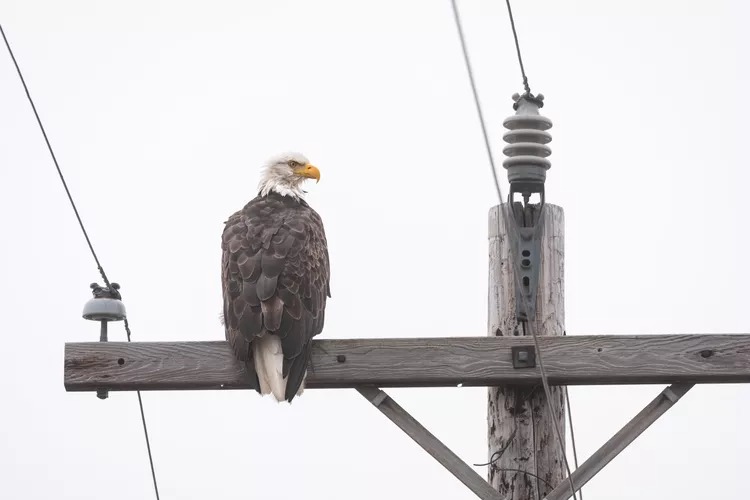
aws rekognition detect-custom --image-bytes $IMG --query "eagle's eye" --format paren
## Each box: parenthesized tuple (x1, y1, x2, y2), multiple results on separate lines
(288, 160, 301, 168)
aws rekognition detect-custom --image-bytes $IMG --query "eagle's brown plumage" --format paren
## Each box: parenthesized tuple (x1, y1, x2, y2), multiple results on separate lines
(221, 190, 330, 402)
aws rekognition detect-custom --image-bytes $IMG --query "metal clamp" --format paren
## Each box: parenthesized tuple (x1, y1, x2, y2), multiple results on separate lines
(508, 203, 545, 321)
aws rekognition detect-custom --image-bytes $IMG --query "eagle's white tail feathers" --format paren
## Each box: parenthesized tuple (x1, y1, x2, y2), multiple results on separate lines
(252, 335, 309, 402)
(254, 335, 286, 401)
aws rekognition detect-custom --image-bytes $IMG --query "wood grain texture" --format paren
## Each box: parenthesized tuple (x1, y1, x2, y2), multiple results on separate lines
(64, 334, 750, 392)
(487, 203, 566, 498)
(357, 386, 502, 500)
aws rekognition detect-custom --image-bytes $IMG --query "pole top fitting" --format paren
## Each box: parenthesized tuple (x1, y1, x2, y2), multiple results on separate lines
(512, 92, 545, 110)
(502, 93, 554, 322)
(82, 282, 126, 322)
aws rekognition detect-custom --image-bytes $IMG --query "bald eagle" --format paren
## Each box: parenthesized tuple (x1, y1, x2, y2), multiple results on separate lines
(221, 153, 331, 402)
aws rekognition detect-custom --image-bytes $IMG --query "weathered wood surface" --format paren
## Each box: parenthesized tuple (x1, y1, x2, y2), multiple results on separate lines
(357, 386, 502, 500)
(64, 334, 750, 392)
(487, 203, 565, 498)
(544, 383, 694, 500)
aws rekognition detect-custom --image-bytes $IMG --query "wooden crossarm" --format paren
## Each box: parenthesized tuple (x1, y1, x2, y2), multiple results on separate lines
(64, 334, 750, 392)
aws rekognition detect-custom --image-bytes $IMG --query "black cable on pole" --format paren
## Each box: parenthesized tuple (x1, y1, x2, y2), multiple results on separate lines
(491, 468, 556, 492)
(1, 24, 160, 500)
(504, 0, 531, 95)
(473, 427, 517, 466)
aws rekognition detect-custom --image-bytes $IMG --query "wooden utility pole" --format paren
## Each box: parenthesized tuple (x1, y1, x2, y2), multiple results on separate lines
(487, 203, 566, 498)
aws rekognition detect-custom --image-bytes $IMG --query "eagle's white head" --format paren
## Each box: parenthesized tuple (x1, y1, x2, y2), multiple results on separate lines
(258, 152, 321, 199)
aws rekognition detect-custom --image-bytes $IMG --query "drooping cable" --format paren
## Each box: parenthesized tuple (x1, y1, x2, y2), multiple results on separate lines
(565, 386, 582, 499)
(1, 24, 160, 500)
(523, 321, 577, 499)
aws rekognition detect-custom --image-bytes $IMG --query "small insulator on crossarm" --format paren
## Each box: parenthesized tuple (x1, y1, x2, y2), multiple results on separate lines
(82, 282, 126, 399)
(83, 282, 126, 323)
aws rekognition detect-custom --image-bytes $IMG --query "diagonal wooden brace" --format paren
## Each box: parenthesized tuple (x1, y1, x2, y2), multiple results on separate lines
(356, 386, 501, 500)
(543, 383, 694, 500)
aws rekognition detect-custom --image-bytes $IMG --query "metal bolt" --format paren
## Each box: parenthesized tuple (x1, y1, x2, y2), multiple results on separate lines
(511, 345, 536, 369)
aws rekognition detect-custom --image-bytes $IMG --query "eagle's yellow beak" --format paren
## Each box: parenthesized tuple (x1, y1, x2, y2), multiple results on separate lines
(295, 164, 321, 183)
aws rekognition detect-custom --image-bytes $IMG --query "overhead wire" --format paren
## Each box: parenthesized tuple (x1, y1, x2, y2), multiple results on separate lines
(565, 386, 582, 498)
(448, 2, 582, 498)
(504, 0, 531, 95)
(0, 24, 111, 289)
(563, 328, 583, 498)
(523, 321, 577, 499)
(449, 0, 504, 205)
(1, 23, 161, 500)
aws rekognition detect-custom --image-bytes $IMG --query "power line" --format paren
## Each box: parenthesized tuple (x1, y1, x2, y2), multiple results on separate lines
(448, 2, 581, 498)
(449, 0, 504, 204)
(136, 389, 160, 499)
(0, 24, 110, 289)
(504, 0, 532, 95)
(0, 24, 161, 500)
(523, 321, 577, 499)
(565, 386, 583, 499)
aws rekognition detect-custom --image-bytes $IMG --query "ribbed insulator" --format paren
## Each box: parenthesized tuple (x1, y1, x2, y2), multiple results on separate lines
(502, 94, 552, 184)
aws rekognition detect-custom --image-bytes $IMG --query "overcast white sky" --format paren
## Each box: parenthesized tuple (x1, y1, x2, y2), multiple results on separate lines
(1, 1, 749, 499)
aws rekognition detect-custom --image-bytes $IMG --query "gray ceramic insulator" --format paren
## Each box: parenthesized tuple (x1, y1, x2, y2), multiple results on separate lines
(82, 297, 126, 322)
(502, 94, 553, 184)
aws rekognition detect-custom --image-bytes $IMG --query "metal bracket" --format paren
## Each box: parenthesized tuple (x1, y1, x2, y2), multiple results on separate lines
(508, 197, 545, 322)
(511, 345, 537, 369)
(369, 389, 388, 407)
